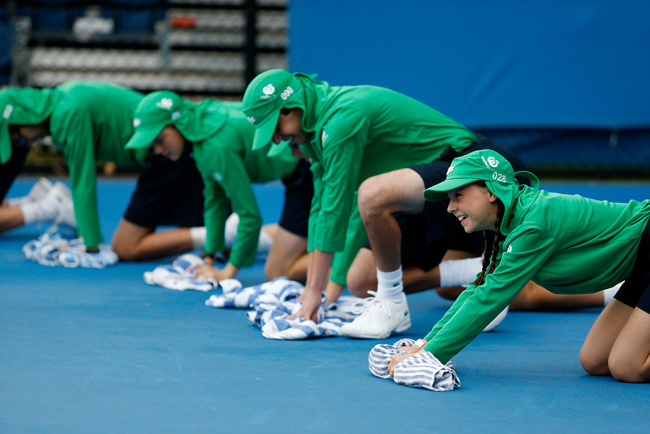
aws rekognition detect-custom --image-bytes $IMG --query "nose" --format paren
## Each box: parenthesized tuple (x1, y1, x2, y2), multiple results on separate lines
(447, 197, 456, 214)
(152, 143, 164, 155)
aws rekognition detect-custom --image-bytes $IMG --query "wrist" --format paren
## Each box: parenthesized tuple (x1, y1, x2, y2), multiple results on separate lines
(414, 339, 427, 349)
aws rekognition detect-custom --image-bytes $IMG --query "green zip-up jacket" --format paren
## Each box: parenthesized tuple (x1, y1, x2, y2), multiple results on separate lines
(0, 81, 148, 248)
(289, 76, 477, 285)
(191, 102, 298, 268)
(423, 185, 650, 364)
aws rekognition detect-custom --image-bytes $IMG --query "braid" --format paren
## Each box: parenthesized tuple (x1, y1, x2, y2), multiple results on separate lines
(473, 202, 504, 287)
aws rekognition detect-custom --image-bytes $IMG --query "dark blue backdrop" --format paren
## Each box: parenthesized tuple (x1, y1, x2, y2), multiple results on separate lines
(289, 0, 650, 129)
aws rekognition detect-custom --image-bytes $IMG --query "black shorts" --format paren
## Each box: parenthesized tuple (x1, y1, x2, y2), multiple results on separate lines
(278, 158, 313, 238)
(124, 143, 204, 228)
(400, 133, 528, 271)
(0, 142, 30, 202)
(614, 219, 650, 314)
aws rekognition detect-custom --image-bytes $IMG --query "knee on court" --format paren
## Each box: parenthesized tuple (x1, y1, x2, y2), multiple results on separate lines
(578, 346, 611, 377)
(346, 265, 375, 298)
(608, 353, 650, 383)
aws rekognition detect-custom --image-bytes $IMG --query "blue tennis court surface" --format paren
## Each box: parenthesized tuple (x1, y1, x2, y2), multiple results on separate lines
(2, 177, 649, 433)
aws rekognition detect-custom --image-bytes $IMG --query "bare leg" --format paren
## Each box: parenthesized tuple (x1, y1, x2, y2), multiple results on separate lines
(580, 299, 633, 376)
(111, 218, 194, 261)
(264, 225, 308, 282)
(608, 307, 650, 382)
(347, 247, 474, 298)
(0, 207, 26, 233)
(509, 282, 605, 311)
(357, 169, 426, 272)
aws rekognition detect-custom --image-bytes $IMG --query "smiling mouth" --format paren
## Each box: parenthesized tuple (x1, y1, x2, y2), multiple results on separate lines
(457, 214, 468, 224)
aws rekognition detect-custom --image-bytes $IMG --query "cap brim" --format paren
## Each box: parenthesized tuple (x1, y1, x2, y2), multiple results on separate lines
(266, 139, 291, 158)
(251, 109, 280, 151)
(423, 178, 477, 201)
(125, 124, 164, 150)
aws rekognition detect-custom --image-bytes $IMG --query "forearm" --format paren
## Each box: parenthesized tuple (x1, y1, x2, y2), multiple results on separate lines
(324, 281, 345, 305)
(305, 249, 334, 296)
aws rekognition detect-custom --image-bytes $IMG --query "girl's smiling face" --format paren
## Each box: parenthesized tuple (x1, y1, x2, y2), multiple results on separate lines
(447, 182, 500, 233)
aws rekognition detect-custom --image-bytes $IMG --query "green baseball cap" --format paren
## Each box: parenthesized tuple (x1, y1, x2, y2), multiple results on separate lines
(424, 149, 535, 201)
(125, 91, 184, 149)
(242, 69, 303, 154)
(0, 87, 61, 164)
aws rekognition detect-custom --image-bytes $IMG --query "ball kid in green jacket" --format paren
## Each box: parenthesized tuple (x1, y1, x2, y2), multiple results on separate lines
(389, 149, 650, 384)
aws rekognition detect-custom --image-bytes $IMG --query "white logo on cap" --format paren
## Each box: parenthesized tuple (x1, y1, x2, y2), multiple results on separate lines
(446, 166, 454, 175)
(280, 86, 294, 100)
(247, 116, 256, 124)
(507, 244, 512, 252)
(260, 84, 276, 99)
(213, 172, 222, 182)
(3, 104, 13, 119)
(133, 118, 141, 127)
(321, 130, 329, 144)
(487, 156, 499, 167)
(171, 111, 181, 121)
(156, 98, 174, 110)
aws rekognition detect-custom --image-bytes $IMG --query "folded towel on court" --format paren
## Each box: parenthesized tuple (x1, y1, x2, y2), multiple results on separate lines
(205, 277, 361, 339)
(23, 224, 118, 269)
(369, 338, 460, 392)
(143, 254, 219, 291)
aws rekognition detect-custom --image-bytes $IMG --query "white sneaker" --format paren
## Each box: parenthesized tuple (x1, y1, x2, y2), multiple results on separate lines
(5, 177, 53, 207)
(340, 291, 411, 339)
(45, 182, 76, 228)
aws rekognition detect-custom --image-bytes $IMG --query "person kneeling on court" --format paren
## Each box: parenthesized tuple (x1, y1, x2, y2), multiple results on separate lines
(388, 149, 650, 383)
(0, 82, 208, 261)
(125, 91, 312, 282)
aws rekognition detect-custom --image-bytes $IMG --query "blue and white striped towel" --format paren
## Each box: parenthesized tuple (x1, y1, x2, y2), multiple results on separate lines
(143, 254, 219, 291)
(205, 277, 361, 340)
(369, 338, 460, 392)
(23, 224, 118, 269)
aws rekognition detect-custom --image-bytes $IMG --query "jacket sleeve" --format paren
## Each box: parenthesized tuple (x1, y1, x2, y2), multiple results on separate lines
(56, 108, 103, 248)
(423, 226, 556, 364)
(306, 159, 324, 252)
(310, 109, 370, 253)
(329, 194, 368, 285)
(198, 143, 262, 268)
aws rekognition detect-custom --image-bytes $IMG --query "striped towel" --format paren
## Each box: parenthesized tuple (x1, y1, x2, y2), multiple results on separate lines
(143, 254, 219, 291)
(369, 338, 460, 392)
(205, 277, 361, 340)
(23, 224, 118, 269)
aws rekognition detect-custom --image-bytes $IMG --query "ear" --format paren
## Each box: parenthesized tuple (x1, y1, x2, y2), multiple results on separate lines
(488, 191, 499, 203)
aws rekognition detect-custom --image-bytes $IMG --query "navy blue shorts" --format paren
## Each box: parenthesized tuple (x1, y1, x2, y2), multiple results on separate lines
(0, 142, 30, 202)
(278, 159, 313, 238)
(124, 143, 204, 228)
(401, 133, 528, 271)
(614, 219, 650, 314)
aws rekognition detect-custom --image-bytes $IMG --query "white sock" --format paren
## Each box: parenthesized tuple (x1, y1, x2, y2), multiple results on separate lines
(257, 229, 274, 253)
(20, 199, 58, 224)
(189, 226, 206, 249)
(6, 195, 31, 207)
(603, 282, 622, 306)
(439, 257, 484, 287)
(375, 267, 404, 303)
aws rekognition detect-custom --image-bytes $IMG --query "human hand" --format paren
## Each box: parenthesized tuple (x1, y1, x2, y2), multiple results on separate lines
(388, 353, 414, 377)
(288, 288, 321, 322)
(189, 264, 223, 280)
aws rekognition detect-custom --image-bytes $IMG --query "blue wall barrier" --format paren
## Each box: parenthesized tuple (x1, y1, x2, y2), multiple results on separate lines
(289, 0, 650, 130)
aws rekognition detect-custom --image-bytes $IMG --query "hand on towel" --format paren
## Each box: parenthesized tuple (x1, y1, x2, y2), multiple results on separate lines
(388, 351, 422, 376)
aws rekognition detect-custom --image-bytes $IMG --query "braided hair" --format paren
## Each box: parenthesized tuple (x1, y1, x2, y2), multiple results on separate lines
(473, 182, 506, 287)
